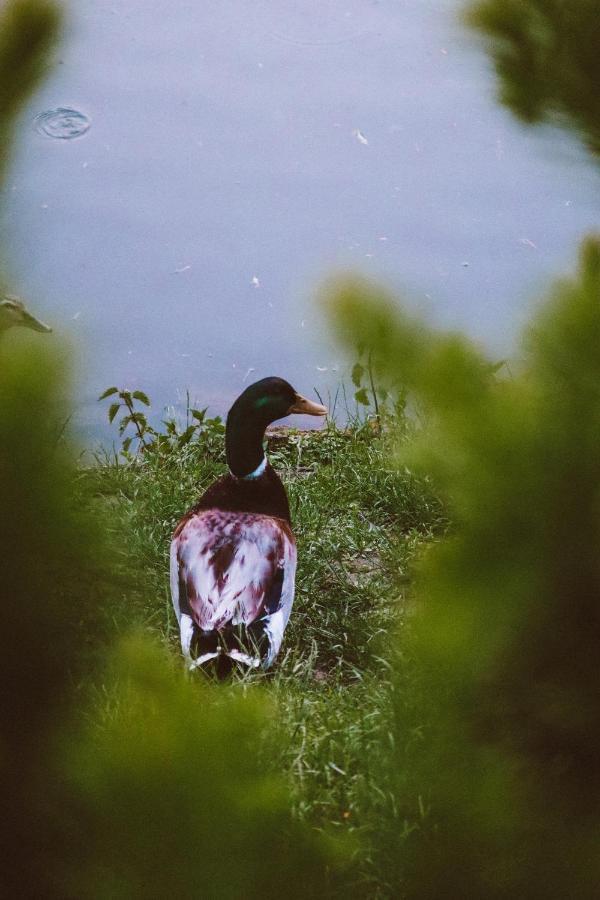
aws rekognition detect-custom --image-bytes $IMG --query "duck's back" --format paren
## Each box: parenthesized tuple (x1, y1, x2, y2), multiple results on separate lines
(183, 463, 291, 522)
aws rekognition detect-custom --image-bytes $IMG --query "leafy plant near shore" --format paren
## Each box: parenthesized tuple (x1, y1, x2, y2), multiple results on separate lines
(99, 385, 224, 457)
(350, 345, 407, 435)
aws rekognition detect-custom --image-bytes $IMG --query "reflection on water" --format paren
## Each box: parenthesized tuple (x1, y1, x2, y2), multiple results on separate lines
(4, 0, 600, 443)
(34, 108, 91, 140)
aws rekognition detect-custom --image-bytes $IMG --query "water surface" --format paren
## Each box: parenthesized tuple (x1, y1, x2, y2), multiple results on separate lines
(3, 0, 598, 439)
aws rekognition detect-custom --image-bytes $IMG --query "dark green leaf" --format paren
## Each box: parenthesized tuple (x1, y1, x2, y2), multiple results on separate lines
(351, 363, 365, 388)
(132, 390, 150, 406)
(355, 388, 369, 405)
(118, 415, 132, 435)
(99, 386, 119, 400)
(178, 425, 196, 447)
(108, 402, 120, 423)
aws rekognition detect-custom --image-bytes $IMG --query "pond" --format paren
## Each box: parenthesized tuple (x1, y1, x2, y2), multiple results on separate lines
(3, 0, 599, 442)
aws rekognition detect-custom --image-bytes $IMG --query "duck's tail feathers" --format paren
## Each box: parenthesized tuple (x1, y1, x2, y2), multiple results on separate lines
(188, 618, 270, 675)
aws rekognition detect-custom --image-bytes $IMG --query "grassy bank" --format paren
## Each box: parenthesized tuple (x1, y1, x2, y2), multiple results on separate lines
(81, 416, 444, 893)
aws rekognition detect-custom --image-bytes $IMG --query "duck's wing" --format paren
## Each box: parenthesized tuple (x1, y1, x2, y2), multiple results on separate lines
(170, 510, 296, 668)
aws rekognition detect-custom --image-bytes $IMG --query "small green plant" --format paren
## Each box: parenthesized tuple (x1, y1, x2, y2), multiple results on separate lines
(99, 386, 224, 458)
(350, 345, 407, 433)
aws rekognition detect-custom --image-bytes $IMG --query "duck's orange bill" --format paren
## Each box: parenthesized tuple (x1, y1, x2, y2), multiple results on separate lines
(288, 394, 328, 416)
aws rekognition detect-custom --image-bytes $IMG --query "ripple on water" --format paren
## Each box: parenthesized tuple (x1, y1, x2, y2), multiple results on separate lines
(34, 107, 91, 139)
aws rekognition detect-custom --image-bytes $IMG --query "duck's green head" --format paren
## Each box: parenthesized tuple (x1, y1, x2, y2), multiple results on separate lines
(0, 295, 52, 333)
(233, 377, 327, 424)
(226, 377, 327, 477)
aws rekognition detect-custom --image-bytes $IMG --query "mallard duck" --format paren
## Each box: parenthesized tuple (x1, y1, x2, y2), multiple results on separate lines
(0, 294, 52, 333)
(170, 377, 327, 672)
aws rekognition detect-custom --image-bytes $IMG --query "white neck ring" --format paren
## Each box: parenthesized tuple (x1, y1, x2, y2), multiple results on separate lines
(239, 456, 267, 480)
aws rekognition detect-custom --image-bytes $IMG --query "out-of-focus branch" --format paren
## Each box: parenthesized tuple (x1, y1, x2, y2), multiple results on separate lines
(466, 0, 600, 157)
(0, 0, 61, 180)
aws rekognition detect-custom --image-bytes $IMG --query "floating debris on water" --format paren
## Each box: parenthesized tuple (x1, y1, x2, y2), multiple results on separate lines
(352, 128, 369, 145)
(520, 237, 538, 249)
(35, 107, 91, 140)
(251, 275, 260, 288)
(173, 264, 192, 274)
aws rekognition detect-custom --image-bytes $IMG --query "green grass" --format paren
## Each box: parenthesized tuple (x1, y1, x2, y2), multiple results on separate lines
(81, 417, 444, 894)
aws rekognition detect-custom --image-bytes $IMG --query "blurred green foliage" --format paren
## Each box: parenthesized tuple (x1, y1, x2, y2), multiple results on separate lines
(0, 4, 68, 893)
(328, 236, 600, 895)
(467, 0, 600, 155)
(0, 339, 100, 896)
(63, 638, 340, 899)
(0, 0, 59, 182)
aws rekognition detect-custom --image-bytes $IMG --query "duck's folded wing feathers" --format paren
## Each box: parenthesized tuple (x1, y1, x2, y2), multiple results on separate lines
(170, 510, 296, 667)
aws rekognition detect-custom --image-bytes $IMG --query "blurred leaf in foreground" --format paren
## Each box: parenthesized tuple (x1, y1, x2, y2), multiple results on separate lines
(326, 236, 600, 896)
(466, 0, 600, 156)
(0, 0, 60, 181)
(64, 637, 342, 899)
(0, 338, 106, 895)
